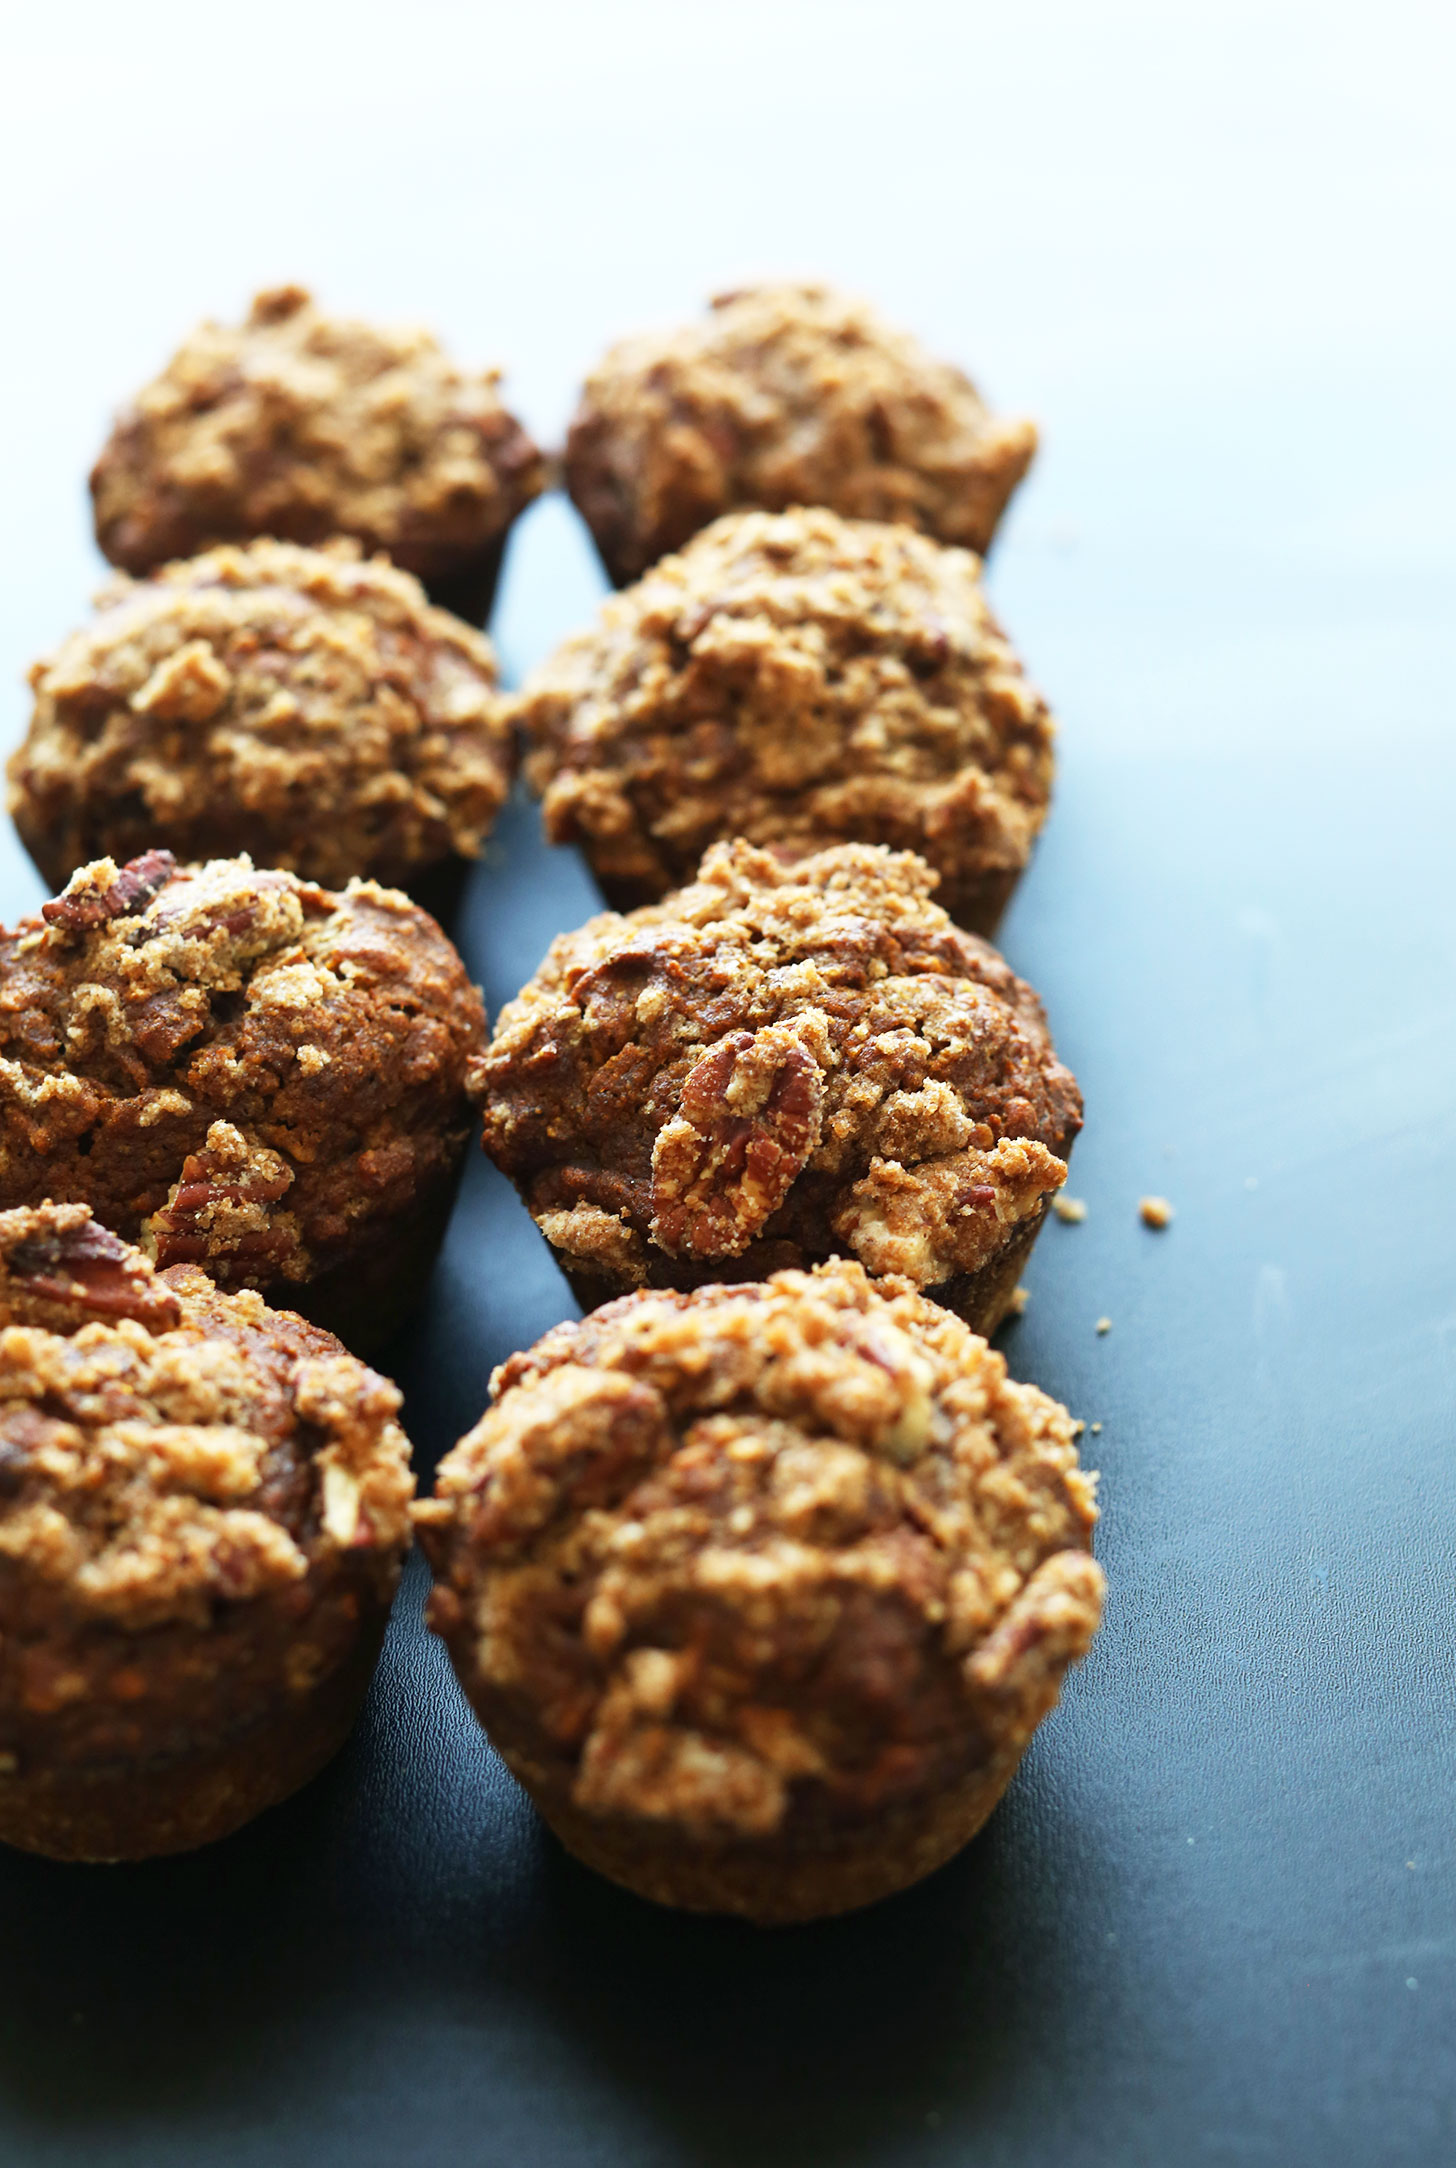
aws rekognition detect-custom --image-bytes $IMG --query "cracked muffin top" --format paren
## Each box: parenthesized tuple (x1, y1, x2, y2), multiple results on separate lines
(565, 283, 1038, 587)
(0, 1203, 414, 1639)
(472, 840, 1079, 1301)
(9, 538, 514, 896)
(518, 505, 1055, 927)
(0, 851, 484, 1314)
(91, 284, 545, 586)
(416, 1259, 1102, 1840)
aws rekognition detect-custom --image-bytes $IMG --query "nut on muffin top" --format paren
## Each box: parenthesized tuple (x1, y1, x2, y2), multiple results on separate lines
(0, 852, 484, 1307)
(91, 284, 545, 585)
(10, 538, 513, 894)
(518, 505, 1054, 926)
(0, 1203, 414, 1635)
(472, 840, 1079, 1299)
(416, 1259, 1102, 1839)
(565, 282, 1038, 585)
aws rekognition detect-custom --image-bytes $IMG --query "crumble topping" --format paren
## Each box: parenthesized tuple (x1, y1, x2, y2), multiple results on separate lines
(11, 537, 514, 893)
(0, 852, 484, 1303)
(418, 1260, 1102, 1840)
(518, 505, 1054, 927)
(566, 282, 1037, 586)
(91, 284, 544, 584)
(473, 839, 1079, 1301)
(0, 1204, 413, 1632)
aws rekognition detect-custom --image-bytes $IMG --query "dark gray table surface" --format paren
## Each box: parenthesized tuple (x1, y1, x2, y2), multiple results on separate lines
(2, 5, 1454, 2163)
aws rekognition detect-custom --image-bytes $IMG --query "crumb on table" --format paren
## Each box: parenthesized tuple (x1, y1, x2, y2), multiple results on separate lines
(1096, 1316, 1112, 1335)
(1139, 1195, 1174, 1228)
(1052, 1195, 1087, 1224)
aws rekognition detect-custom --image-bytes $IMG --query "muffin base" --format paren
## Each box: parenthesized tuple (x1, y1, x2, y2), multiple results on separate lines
(525, 1745, 1025, 1924)
(0, 1613, 386, 1863)
(423, 534, 509, 629)
(281, 1172, 462, 1356)
(553, 1204, 1051, 1340)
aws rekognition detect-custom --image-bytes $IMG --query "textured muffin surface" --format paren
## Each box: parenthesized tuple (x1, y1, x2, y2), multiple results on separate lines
(472, 840, 1078, 1305)
(0, 1203, 413, 1769)
(10, 539, 513, 893)
(520, 506, 1054, 923)
(418, 1260, 1102, 1852)
(566, 282, 1037, 586)
(91, 284, 544, 584)
(0, 852, 484, 1313)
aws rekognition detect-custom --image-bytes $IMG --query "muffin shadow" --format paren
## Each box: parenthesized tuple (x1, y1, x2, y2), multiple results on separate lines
(503, 1755, 1122, 2168)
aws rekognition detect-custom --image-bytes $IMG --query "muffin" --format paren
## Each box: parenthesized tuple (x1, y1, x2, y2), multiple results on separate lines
(472, 840, 1079, 1333)
(565, 282, 1038, 588)
(415, 1259, 1103, 1922)
(9, 538, 513, 910)
(0, 851, 485, 1351)
(91, 284, 545, 623)
(518, 505, 1054, 929)
(0, 1202, 414, 1861)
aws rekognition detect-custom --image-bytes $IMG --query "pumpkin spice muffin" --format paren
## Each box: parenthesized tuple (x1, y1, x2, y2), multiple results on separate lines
(9, 538, 513, 908)
(472, 840, 1079, 1332)
(0, 851, 485, 1352)
(565, 282, 1038, 588)
(91, 284, 545, 622)
(518, 505, 1054, 929)
(415, 1259, 1103, 1922)
(0, 1202, 414, 1862)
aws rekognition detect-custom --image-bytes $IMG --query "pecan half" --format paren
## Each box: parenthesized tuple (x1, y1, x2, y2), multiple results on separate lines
(41, 849, 177, 934)
(650, 1027, 824, 1259)
(0, 1206, 181, 1332)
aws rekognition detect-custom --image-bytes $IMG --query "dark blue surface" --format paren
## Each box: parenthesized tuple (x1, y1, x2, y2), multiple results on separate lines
(2, 4, 1454, 2161)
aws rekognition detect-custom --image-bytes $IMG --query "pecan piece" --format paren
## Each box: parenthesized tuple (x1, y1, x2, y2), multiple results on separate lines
(650, 1027, 824, 1259)
(147, 1120, 301, 1285)
(41, 849, 177, 933)
(0, 1204, 181, 1332)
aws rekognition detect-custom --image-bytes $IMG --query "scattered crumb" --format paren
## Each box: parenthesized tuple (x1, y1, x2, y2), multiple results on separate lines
(1071, 1418, 1086, 1438)
(1090, 1421, 1103, 1434)
(1006, 1284, 1030, 1315)
(1052, 1194, 1087, 1224)
(1139, 1195, 1174, 1229)
(1096, 1317, 1112, 1335)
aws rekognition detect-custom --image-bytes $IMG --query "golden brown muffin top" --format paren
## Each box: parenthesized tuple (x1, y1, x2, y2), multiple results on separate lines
(0, 852, 485, 1296)
(0, 1204, 413, 1633)
(472, 840, 1079, 1296)
(10, 538, 514, 893)
(417, 1259, 1101, 1837)
(91, 284, 545, 583)
(565, 283, 1038, 585)
(519, 506, 1054, 913)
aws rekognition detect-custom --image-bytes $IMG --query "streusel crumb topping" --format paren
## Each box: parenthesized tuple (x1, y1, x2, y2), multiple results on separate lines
(92, 284, 544, 583)
(418, 1260, 1101, 1838)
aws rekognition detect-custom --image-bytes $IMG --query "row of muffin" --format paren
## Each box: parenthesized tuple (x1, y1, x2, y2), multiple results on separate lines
(0, 836, 1098, 1918)
(12, 283, 1050, 933)
(0, 287, 1101, 1921)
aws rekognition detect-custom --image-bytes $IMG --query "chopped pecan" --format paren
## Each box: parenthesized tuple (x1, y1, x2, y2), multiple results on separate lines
(147, 1121, 300, 1283)
(40, 850, 177, 934)
(650, 1027, 824, 1259)
(0, 1205, 181, 1331)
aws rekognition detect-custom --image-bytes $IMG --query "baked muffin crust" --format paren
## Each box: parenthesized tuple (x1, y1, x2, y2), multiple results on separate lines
(472, 840, 1079, 1330)
(0, 851, 485, 1345)
(417, 1259, 1103, 1920)
(91, 285, 544, 597)
(566, 283, 1038, 587)
(519, 505, 1054, 928)
(0, 1203, 414, 1859)
(10, 538, 513, 897)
